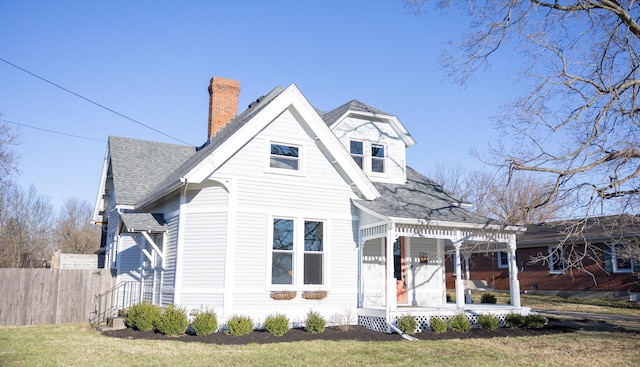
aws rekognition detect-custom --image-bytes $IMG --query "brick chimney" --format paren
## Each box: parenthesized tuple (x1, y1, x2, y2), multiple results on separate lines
(208, 77, 240, 139)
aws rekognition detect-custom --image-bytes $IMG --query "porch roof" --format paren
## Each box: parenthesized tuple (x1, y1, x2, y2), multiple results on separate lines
(355, 167, 502, 226)
(120, 212, 167, 233)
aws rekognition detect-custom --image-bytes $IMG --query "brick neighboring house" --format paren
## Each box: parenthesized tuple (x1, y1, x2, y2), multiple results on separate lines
(445, 215, 640, 300)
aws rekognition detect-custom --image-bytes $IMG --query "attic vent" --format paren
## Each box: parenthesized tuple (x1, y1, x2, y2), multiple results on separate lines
(248, 95, 265, 109)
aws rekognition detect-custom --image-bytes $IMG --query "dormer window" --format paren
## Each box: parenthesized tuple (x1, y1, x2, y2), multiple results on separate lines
(350, 140, 364, 169)
(371, 144, 385, 173)
(270, 143, 299, 170)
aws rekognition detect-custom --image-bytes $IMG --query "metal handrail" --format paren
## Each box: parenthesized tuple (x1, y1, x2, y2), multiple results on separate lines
(90, 281, 140, 326)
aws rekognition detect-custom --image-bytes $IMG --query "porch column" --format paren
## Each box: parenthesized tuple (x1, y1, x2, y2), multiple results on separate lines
(508, 234, 521, 307)
(385, 225, 397, 325)
(453, 236, 465, 309)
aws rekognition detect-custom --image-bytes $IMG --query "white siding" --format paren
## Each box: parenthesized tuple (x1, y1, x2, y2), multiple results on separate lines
(332, 116, 406, 184)
(361, 238, 385, 307)
(407, 237, 444, 306)
(116, 235, 141, 284)
(160, 215, 179, 306)
(209, 109, 361, 322)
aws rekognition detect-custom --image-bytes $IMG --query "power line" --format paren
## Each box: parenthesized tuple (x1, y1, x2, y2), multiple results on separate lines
(0, 57, 192, 145)
(0, 118, 105, 142)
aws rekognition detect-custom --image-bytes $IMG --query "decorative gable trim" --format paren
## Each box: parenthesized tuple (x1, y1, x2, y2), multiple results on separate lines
(330, 110, 416, 148)
(184, 84, 380, 200)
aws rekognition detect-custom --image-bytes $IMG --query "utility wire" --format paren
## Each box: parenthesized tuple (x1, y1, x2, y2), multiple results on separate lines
(0, 57, 192, 145)
(0, 118, 105, 142)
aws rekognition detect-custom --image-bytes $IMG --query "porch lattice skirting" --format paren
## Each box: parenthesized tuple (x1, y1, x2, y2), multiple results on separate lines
(359, 312, 510, 333)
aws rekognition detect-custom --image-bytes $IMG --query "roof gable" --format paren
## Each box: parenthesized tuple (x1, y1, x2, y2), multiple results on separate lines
(323, 100, 416, 147)
(138, 84, 380, 206)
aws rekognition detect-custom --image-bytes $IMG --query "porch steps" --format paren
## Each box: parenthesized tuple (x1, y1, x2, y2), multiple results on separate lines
(98, 317, 126, 331)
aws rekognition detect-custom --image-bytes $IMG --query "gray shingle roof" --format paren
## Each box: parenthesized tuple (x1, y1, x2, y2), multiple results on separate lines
(120, 212, 167, 232)
(354, 167, 499, 225)
(519, 214, 640, 246)
(108, 136, 195, 205)
(138, 86, 286, 204)
(322, 100, 392, 127)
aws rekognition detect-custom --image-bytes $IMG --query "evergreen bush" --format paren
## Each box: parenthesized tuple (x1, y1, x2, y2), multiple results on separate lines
(155, 304, 189, 336)
(304, 310, 326, 334)
(429, 317, 447, 333)
(263, 314, 290, 336)
(448, 313, 471, 332)
(480, 293, 498, 304)
(523, 314, 547, 329)
(477, 314, 500, 330)
(397, 315, 418, 335)
(125, 302, 161, 332)
(505, 313, 525, 328)
(227, 315, 254, 336)
(191, 308, 218, 336)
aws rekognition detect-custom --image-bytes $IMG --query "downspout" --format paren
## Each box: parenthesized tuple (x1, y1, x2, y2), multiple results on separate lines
(357, 223, 363, 308)
(387, 322, 418, 341)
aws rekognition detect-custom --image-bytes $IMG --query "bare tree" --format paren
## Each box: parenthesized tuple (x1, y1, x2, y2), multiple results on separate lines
(0, 185, 53, 267)
(410, 1, 640, 271)
(428, 164, 563, 225)
(53, 198, 100, 254)
(0, 121, 20, 186)
(408, 1, 640, 216)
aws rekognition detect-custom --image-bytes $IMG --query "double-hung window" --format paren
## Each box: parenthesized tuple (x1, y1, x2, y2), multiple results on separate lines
(371, 144, 385, 173)
(497, 251, 509, 269)
(548, 245, 565, 274)
(607, 243, 638, 273)
(270, 143, 299, 170)
(350, 140, 364, 169)
(272, 219, 294, 284)
(271, 218, 324, 286)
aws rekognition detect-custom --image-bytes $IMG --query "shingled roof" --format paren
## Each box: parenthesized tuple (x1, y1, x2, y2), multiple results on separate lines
(108, 136, 195, 205)
(322, 99, 392, 127)
(354, 167, 500, 226)
(519, 214, 640, 246)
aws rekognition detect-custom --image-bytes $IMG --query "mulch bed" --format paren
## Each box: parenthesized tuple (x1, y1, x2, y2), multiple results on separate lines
(101, 318, 580, 345)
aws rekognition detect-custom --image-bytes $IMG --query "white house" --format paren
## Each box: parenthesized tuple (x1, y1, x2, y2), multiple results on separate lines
(92, 77, 529, 332)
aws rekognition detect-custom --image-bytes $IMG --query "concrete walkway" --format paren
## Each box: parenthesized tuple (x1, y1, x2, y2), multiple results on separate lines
(535, 310, 640, 323)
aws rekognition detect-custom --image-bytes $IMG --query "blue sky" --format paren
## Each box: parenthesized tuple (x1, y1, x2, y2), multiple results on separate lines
(0, 1, 522, 210)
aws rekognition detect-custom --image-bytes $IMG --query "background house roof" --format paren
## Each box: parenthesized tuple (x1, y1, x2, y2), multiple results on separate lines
(354, 166, 499, 226)
(108, 136, 195, 205)
(518, 214, 640, 246)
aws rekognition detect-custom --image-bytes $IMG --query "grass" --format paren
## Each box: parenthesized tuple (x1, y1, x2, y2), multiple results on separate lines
(1, 295, 639, 367)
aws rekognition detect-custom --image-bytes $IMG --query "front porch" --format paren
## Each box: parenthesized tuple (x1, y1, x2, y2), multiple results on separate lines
(356, 217, 527, 333)
(358, 303, 532, 333)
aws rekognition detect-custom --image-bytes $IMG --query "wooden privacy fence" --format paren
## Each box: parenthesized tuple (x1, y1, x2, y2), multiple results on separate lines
(0, 268, 115, 326)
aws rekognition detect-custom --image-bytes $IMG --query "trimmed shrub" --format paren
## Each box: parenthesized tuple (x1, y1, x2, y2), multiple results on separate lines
(430, 317, 447, 333)
(264, 314, 290, 336)
(505, 313, 525, 328)
(125, 302, 161, 332)
(480, 293, 497, 304)
(156, 304, 189, 336)
(523, 314, 547, 329)
(227, 315, 254, 336)
(191, 308, 218, 336)
(304, 310, 326, 334)
(477, 314, 500, 330)
(448, 313, 471, 332)
(397, 315, 417, 335)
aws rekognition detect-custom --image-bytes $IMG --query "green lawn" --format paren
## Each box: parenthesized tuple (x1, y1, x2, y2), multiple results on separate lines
(1, 295, 639, 367)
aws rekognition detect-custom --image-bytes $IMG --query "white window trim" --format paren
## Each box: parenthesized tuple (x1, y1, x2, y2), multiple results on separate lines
(497, 251, 509, 269)
(369, 143, 387, 176)
(611, 243, 635, 273)
(267, 215, 326, 290)
(349, 139, 364, 169)
(548, 245, 565, 274)
(265, 140, 304, 176)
